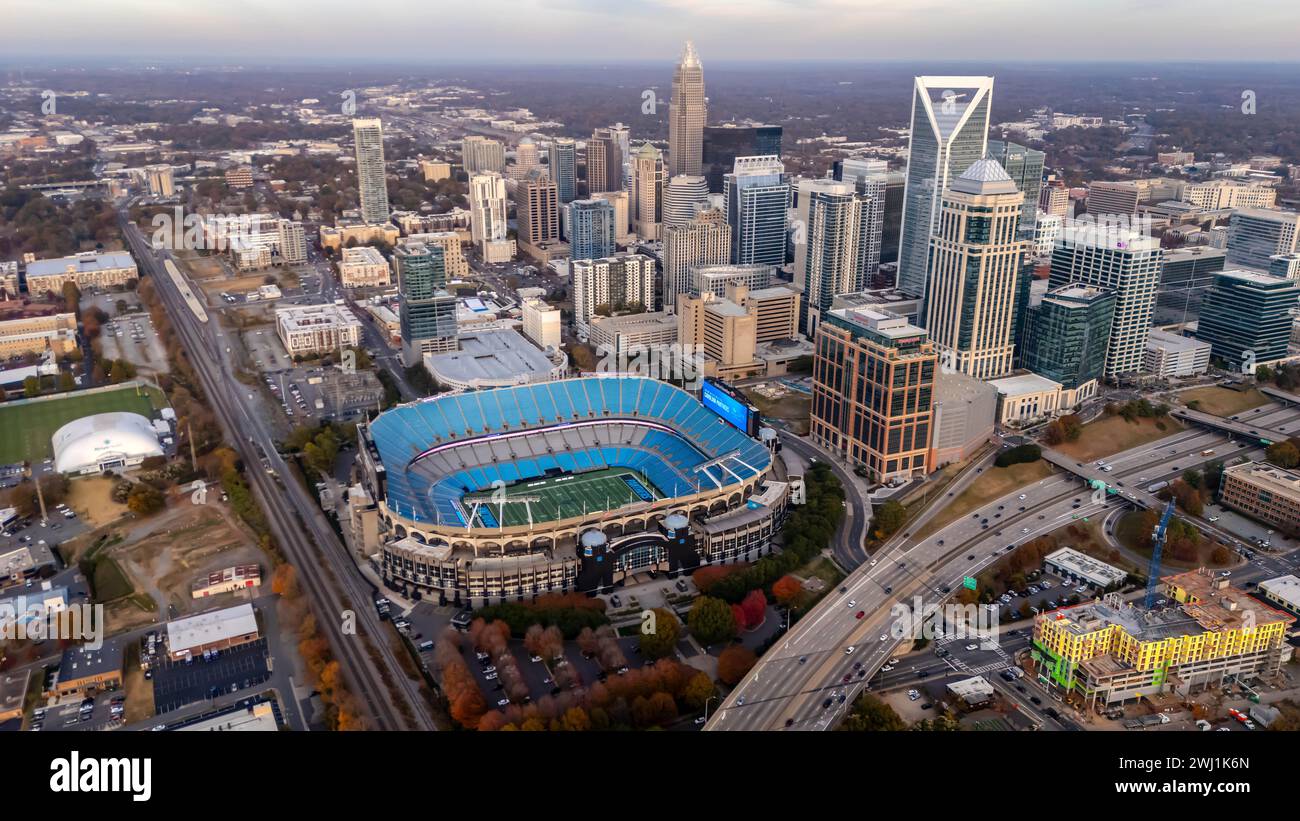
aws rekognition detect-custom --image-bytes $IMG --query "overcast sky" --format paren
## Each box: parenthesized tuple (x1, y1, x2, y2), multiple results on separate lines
(6, 0, 1300, 63)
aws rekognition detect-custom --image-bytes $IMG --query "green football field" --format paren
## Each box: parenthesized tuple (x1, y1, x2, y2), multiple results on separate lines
(0, 385, 164, 465)
(462, 467, 662, 528)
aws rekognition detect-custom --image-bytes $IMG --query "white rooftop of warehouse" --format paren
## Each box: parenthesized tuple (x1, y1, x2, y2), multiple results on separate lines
(166, 602, 258, 655)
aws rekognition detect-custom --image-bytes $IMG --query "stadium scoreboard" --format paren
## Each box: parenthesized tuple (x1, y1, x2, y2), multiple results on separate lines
(700, 377, 760, 438)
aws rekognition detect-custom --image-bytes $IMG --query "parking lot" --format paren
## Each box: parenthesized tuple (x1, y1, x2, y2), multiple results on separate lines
(100, 311, 168, 375)
(242, 326, 292, 372)
(32, 688, 127, 733)
(150, 638, 272, 715)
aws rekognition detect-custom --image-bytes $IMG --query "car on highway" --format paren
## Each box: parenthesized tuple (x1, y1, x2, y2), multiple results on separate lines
(964, 643, 979, 651)
(856, 611, 865, 619)
(881, 664, 894, 672)
(846, 599, 856, 608)
(878, 634, 888, 642)
(845, 646, 856, 655)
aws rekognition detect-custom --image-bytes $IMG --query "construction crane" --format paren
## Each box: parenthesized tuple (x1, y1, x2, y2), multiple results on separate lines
(1144, 498, 1177, 609)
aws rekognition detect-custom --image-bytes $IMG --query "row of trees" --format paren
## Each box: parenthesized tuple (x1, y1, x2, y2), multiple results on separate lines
(474, 592, 610, 638)
(1042, 413, 1084, 446)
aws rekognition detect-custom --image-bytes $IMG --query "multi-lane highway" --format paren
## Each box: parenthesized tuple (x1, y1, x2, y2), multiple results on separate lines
(121, 218, 436, 731)
(708, 425, 1255, 731)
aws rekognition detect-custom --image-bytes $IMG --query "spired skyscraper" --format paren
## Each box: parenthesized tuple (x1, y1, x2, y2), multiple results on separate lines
(668, 41, 707, 178)
(352, 118, 390, 225)
(897, 76, 995, 301)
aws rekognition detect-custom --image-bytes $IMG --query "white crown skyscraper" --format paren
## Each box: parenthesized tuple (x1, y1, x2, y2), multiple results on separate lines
(668, 41, 707, 178)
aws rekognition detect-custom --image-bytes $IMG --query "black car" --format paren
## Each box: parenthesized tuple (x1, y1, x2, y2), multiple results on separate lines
(1030, 695, 1042, 705)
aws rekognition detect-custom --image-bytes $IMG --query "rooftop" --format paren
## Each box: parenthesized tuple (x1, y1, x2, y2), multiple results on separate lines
(1258, 575, 1300, 612)
(1146, 329, 1211, 352)
(166, 602, 259, 655)
(58, 635, 125, 683)
(26, 251, 136, 277)
(990, 372, 1062, 396)
(424, 329, 559, 386)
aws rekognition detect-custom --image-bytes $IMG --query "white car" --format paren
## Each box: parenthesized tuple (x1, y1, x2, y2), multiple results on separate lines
(879, 634, 888, 642)
(965, 643, 979, 651)
(888, 658, 899, 665)
(1018, 494, 1027, 500)
(846, 600, 857, 608)
(881, 664, 894, 672)
(844, 646, 856, 655)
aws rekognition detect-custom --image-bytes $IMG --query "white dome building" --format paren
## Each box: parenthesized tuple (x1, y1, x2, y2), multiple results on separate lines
(52, 412, 164, 475)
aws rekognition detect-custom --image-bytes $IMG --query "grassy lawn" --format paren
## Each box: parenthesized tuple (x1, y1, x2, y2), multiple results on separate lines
(1113, 509, 1232, 570)
(742, 387, 811, 435)
(799, 556, 845, 589)
(915, 459, 1057, 540)
(89, 555, 136, 602)
(1180, 386, 1269, 417)
(1053, 415, 1182, 462)
(0, 384, 165, 464)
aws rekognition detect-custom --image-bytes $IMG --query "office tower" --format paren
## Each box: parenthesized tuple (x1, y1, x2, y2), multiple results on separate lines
(608, 123, 633, 189)
(836, 162, 904, 265)
(701, 124, 783, 193)
(724, 155, 789, 268)
(811, 308, 936, 483)
(1086, 181, 1140, 217)
(668, 41, 707, 177)
(522, 297, 561, 352)
(461, 135, 506, 175)
(1182, 180, 1277, 210)
(1049, 226, 1163, 379)
(794, 178, 884, 339)
(663, 175, 710, 229)
(662, 208, 732, 305)
(468, 173, 514, 263)
(352, 118, 391, 224)
(1226, 208, 1300, 270)
(589, 190, 631, 245)
(922, 159, 1027, 380)
(897, 76, 994, 299)
(1023, 284, 1116, 394)
(1195, 270, 1300, 367)
(1269, 252, 1300, 281)
(1154, 246, 1227, 325)
(394, 240, 457, 365)
(548, 138, 577, 204)
(507, 137, 541, 180)
(1033, 213, 1063, 256)
(144, 164, 174, 197)
(420, 159, 452, 182)
(571, 253, 657, 330)
(567, 199, 617, 261)
(276, 219, 307, 265)
(587, 127, 625, 194)
(515, 169, 559, 248)
(1039, 177, 1069, 219)
(677, 289, 759, 375)
(632, 144, 666, 240)
(987, 139, 1045, 236)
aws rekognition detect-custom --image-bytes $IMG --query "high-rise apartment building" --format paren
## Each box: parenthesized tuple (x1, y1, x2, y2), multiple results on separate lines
(515, 169, 559, 250)
(353, 118, 391, 225)
(811, 308, 936, 483)
(468, 173, 514, 263)
(548, 138, 577, 204)
(587, 127, 625, 194)
(723, 155, 789, 268)
(461, 135, 506, 175)
(394, 240, 458, 365)
(662, 208, 732, 306)
(1048, 226, 1163, 379)
(276, 219, 307, 265)
(1226, 208, 1300, 271)
(1038, 177, 1070, 220)
(589, 190, 632, 245)
(631, 144, 666, 241)
(1022, 284, 1116, 395)
(835, 162, 905, 265)
(567, 199, 617, 262)
(701, 124, 783, 193)
(794, 178, 884, 339)
(571, 253, 657, 331)
(922, 159, 1027, 380)
(668, 41, 706, 177)
(507, 137, 541, 180)
(1195, 270, 1300, 367)
(663, 175, 710, 229)
(986, 139, 1045, 236)
(897, 76, 994, 299)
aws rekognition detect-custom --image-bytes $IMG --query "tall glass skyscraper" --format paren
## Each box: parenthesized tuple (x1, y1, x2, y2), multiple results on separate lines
(668, 41, 707, 177)
(701, 124, 783, 193)
(723, 155, 789, 269)
(987, 139, 1045, 237)
(352, 118, 390, 225)
(897, 76, 994, 300)
(1023, 284, 1116, 390)
(548, 138, 577, 204)
(794, 178, 884, 338)
(1195, 270, 1300, 367)
(567, 199, 617, 261)
(394, 240, 457, 366)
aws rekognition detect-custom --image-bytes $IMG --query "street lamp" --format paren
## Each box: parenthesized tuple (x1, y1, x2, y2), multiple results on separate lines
(703, 695, 720, 723)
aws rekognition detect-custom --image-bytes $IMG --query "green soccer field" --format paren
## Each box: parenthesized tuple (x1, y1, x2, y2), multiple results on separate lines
(463, 467, 662, 528)
(0, 385, 164, 465)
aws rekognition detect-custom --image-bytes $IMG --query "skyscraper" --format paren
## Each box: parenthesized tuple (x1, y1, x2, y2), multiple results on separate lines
(662, 175, 710, 229)
(811, 308, 937, 483)
(394, 240, 458, 365)
(897, 76, 995, 300)
(632, 144, 666, 241)
(1226, 208, 1300, 270)
(548, 138, 577, 204)
(1195, 270, 1300, 367)
(662, 207, 731, 306)
(701, 124, 783, 193)
(987, 139, 1045, 237)
(723, 155, 789, 268)
(835, 161, 904, 266)
(571, 253, 657, 330)
(461, 135, 506, 175)
(587, 127, 625, 194)
(668, 41, 707, 178)
(515, 169, 559, 249)
(794, 178, 884, 338)
(1023, 284, 1116, 398)
(922, 159, 1027, 380)
(1154, 246, 1227, 325)
(352, 118, 390, 225)
(469, 173, 514, 263)
(507, 137, 541, 180)
(567, 199, 617, 262)
(1049, 226, 1163, 379)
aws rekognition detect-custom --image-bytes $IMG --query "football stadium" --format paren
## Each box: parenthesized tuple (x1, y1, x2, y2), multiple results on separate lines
(354, 376, 790, 604)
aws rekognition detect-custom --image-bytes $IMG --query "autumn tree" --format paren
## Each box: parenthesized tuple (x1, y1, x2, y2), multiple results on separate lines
(772, 574, 805, 607)
(688, 596, 737, 646)
(638, 607, 680, 660)
(717, 645, 757, 686)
